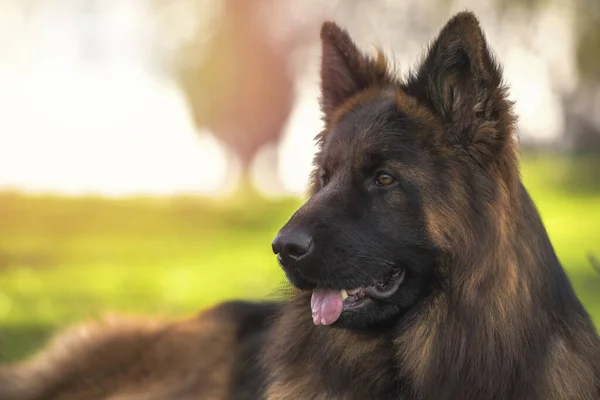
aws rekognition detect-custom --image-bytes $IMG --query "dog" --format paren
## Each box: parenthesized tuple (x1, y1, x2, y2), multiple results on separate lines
(1, 11, 598, 400)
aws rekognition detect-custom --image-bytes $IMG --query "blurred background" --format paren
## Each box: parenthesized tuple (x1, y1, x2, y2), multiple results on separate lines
(0, 0, 599, 362)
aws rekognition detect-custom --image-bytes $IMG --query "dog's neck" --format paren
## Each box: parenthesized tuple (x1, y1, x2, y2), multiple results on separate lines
(397, 179, 599, 399)
(262, 292, 405, 400)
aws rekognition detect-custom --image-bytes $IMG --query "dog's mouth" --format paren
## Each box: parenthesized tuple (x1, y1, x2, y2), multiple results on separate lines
(310, 268, 406, 326)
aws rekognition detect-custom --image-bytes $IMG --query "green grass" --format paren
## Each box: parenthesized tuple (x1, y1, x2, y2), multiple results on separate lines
(0, 153, 599, 362)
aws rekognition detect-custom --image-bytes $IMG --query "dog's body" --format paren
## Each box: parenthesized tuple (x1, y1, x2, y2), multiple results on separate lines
(2, 11, 599, 400)
(0, 301, 279, 400)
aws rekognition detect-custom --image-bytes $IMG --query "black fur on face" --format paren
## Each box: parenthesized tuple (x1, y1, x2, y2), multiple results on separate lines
(268, 20, 448, 330)
(271, 11, 515, 330)
(274, 95, 440, 329)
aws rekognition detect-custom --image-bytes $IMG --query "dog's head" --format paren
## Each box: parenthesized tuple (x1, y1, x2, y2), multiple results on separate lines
(272, 12, 516, 329)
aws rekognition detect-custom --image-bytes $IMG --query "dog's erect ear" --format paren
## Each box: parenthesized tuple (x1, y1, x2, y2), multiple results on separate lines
(406, 12, 514, 150)
(320, 21, 393, 118)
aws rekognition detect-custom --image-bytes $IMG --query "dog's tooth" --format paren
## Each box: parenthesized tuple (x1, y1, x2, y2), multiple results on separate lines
(341, 289, 348, 301)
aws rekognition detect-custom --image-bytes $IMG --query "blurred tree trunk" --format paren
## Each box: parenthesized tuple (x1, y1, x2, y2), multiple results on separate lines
(562, 87, 600, 153)
(574, 0, 600, 83)
(559, 87, 600, 192)
(566, 0, 600, 163)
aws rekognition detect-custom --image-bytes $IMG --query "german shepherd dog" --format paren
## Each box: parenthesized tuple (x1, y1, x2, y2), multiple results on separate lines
(1, 11, 599, 400)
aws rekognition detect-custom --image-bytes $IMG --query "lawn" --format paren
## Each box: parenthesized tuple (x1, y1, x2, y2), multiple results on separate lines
(0, 153, 599, 362)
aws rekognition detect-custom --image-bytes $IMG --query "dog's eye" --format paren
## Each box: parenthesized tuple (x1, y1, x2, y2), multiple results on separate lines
(375, 172, 395, 186)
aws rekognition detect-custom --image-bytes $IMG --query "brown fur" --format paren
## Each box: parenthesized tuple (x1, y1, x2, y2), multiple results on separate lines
(263, 11, 600, 400)
(0, 301, 279, 400)
(1, 314, 233, 400)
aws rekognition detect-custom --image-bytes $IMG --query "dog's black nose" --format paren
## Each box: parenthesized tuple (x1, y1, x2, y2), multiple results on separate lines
(271, 230, 313, 261)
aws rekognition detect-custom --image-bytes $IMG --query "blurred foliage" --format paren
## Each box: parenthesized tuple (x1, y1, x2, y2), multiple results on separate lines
(1, 154, 599, 362)
(493, 0, 554, 13)
(561, 155, 600, 193)
(491, 0, 600, 82)
(574, 1, 600, 82)
(484, 0, 600, 173)
(436, 0, 598, 81)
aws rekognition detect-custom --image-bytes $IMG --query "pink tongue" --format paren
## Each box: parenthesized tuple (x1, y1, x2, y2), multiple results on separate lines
(311, 289, 343, 326)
